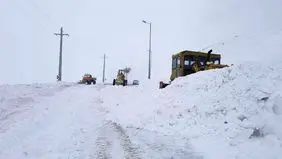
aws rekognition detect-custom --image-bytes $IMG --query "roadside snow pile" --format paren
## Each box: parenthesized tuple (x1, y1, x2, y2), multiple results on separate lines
(151, 62, 282, 158)
(102, 62, 282, 159)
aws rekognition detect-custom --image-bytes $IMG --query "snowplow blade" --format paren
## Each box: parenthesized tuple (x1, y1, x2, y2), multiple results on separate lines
(159, 81, 170, 89)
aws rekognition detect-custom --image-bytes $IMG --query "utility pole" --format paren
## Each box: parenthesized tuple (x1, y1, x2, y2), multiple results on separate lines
(142, 20, 152, 79)
(102, 54, 106, 83)
(54, 27, 69, 81)
(148, 23, 152, 79)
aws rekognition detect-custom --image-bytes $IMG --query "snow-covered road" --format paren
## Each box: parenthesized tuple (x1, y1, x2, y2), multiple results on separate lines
(0, 84, 105, 158)
(0, 83, 200, 159)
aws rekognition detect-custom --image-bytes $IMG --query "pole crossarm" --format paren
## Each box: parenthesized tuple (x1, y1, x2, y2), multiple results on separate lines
(54, 33, 69, 36)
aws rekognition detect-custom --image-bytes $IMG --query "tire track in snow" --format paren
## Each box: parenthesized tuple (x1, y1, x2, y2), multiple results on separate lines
(95, 120, 142, 159)
(127, 127, 204, 159)
(95, 134, 113, 159)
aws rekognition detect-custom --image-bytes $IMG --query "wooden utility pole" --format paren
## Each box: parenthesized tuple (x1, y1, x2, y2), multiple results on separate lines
(54, 27, 69, 81)
(102, 54, 106, 83)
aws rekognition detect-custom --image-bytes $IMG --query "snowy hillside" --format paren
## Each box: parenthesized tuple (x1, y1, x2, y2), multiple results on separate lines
(101, 62, 282, 159)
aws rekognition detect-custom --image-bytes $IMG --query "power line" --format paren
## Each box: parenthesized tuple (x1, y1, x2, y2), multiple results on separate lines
(16, 0, 60, 30)
(198, 35, 239, 52)
(29, 0, 61, 26)
(199, 29, 282, 53)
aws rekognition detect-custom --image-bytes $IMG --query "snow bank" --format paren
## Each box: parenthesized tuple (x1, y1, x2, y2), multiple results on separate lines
(154, 62, 282, 159)
(102, 62, 282, 159)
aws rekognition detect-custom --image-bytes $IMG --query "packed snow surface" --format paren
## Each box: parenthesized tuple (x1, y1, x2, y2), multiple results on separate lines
(0, 83, 200, 158)
(1, 62, 282, 159)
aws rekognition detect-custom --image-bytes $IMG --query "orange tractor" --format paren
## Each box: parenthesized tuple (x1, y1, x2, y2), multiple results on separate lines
(80, 74, 96, 85)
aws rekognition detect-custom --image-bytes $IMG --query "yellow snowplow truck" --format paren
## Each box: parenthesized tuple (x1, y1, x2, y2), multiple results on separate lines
(113, 69, 128, 86)
(159, 49, 229, 89)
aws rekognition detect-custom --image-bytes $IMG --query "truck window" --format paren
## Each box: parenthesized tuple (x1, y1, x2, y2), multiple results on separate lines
(177, 58, 181, 67)
(184, 56, 190, 66)
(172, 57, 177, 69)
(184, 55, 194, 66)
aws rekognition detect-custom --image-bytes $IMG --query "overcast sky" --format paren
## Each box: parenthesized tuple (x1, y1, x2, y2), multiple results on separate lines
(0, 0, 282, 84)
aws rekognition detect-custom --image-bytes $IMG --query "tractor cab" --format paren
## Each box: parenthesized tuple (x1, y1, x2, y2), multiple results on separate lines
(159, 49, 229, 89)
(170, 50, 224, 81)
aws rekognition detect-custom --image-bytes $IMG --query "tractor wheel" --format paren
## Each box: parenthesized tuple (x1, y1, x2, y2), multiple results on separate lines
(113, 79, 116, 85)
(87, 81, 91, 85)
(123, 80, 127, 86)
(92, 80, 96, 85)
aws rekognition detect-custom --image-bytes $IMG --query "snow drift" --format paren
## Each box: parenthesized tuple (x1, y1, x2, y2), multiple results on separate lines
(156, 62, 282, 158)
(102, 62, 282, 159)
